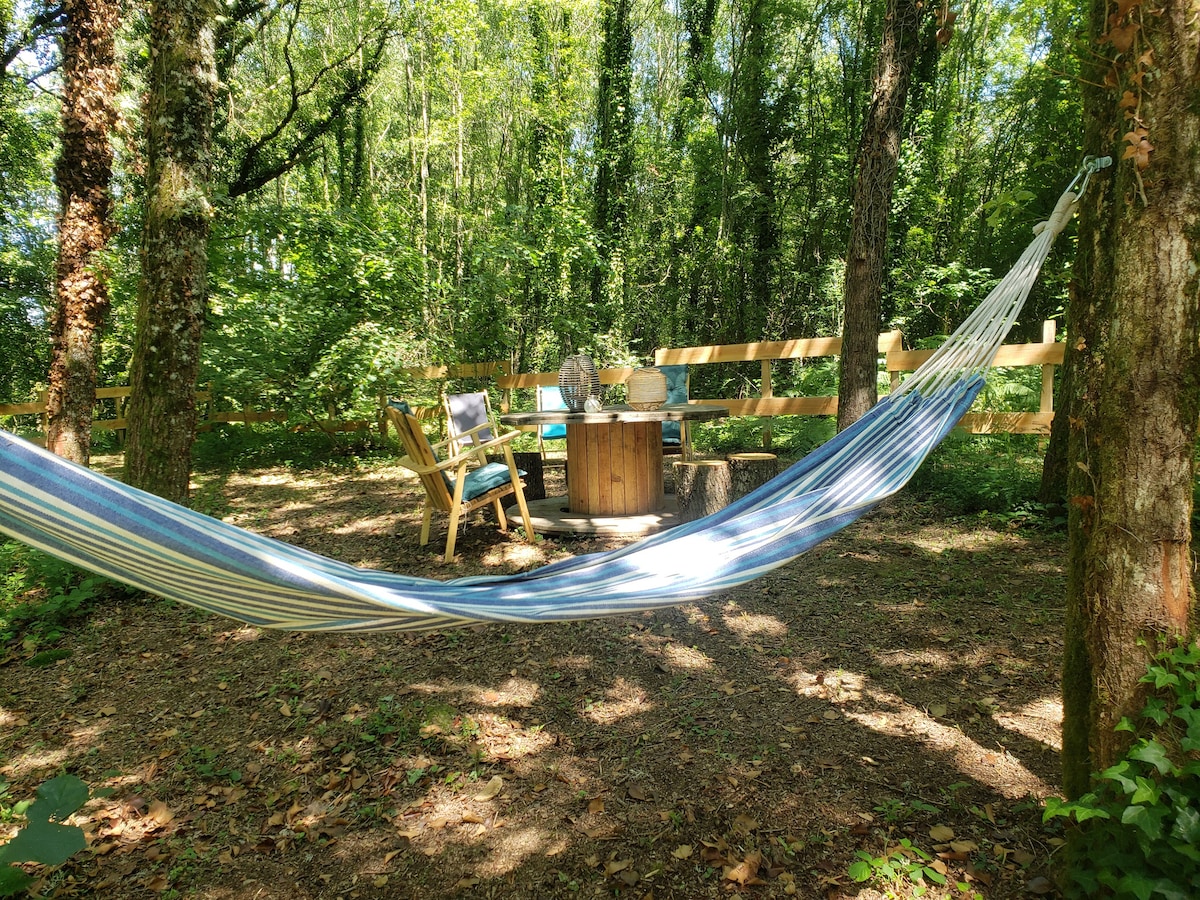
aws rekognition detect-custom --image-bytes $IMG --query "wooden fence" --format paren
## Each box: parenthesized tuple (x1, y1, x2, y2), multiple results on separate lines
(1, 329, 1064, 445)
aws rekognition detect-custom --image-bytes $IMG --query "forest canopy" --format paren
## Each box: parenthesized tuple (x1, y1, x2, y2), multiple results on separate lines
(0, 0, 1082, 420)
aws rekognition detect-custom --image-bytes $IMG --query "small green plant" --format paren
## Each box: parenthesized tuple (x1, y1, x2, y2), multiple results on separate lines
(848, 837, 948, 894)
(1043, 643, 1200, 899)
(0, 775, 92, 896)
(1, 541, 112, 654)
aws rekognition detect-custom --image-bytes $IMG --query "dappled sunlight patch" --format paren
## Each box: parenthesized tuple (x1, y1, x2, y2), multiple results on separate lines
(840, 686, 1052, 799)
(872, 647, 958, 671)
(470, 712, 556, 760)
(0, 745, 73, 780)
(659, 643, 715, 672)
(478, 540, 546, 569)
(995, 696, 1062, 752)
(788, 668, 865, 703)
(470, 824, 566, 878)
(465, 676, 540, 709)
(0, 706, 29, 728)
(720, 609, 789, 640)
(582, 677, 652, 725)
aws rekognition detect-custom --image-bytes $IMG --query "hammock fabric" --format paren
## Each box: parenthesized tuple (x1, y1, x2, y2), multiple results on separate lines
(0, 180, 1088, 633)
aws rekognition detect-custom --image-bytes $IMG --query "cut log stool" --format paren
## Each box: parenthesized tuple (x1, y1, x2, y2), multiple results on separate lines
(728, 452, 778, 500)
(511, 451, 546, 502)
(674, 459, 732, 523)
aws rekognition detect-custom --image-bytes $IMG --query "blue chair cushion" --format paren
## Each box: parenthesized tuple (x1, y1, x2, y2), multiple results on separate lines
(537, 386, 568, 440)
(451, 462, 526, 502)
(658, 365, 688, 444)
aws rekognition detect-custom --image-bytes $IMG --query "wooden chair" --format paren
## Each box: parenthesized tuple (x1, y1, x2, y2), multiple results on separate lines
(535, 385, 568, 462)
(659, 364, 693, 459)
(386, 403, 535, 562)
(443, 391, 497, 459)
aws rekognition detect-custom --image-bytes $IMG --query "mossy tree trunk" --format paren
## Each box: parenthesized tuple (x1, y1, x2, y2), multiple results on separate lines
(1061, 0, 1200, 799)
(837, 0, 925, 432)
(45, 0, 119, 465)
(123, 0, 217, 504)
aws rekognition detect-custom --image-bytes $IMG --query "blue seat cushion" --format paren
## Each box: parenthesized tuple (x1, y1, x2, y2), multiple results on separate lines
(658, 365, 688, 444)
(542, 423, 567, 440)
(451, 462, 525, 502)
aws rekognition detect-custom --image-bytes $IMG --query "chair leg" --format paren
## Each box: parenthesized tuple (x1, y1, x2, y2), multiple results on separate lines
(444, 505, 461, 562)
(492, 498, 508, 533)
(503, 445, 536, 546)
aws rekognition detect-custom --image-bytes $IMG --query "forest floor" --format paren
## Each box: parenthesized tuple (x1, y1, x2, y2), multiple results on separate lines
(1, 452, 1073, 899)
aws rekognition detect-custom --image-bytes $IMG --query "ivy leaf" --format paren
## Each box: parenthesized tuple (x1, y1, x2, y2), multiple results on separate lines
(1128, 741, 1173, 775)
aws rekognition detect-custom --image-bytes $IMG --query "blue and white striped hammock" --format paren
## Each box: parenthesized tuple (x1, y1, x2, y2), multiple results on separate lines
(0, 179, 1089, 634)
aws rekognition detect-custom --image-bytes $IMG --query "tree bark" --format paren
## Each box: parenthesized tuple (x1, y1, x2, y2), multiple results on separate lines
(591, 0, 633, 311)
(124, 0, 218, 504)
(837, 0, 924, 432)
(1061, 0, 1200, 798)
(45, 0, 119, 465)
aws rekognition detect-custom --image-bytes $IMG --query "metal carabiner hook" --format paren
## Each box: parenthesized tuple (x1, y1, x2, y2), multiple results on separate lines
(1068, 155, 1113, 197)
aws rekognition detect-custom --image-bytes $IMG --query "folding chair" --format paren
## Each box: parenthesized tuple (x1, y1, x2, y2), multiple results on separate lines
(386, 401, 535, 563)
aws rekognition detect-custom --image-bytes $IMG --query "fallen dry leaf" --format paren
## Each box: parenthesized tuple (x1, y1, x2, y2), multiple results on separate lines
(473, 775, 504, 801)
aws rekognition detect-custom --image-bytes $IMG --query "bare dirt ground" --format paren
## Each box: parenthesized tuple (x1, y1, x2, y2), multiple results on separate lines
(1, 455, 1071, 899)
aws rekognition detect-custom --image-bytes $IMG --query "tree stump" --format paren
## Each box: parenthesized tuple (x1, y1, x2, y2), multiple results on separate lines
(512, 451, 546, 501)
(674, 459, 731, 523)
(728, 452, 778, 500)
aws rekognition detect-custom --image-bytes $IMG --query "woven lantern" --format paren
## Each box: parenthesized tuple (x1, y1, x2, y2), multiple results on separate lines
(558, 354, 600, 411)
(626, 366, 667, 410)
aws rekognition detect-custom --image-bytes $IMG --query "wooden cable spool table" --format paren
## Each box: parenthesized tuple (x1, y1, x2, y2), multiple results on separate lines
(499, 403, 728, 517)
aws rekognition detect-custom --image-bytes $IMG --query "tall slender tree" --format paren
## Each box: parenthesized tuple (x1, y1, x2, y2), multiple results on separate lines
(44, 0, 119, 464)
(124, 0, 218, 503)
(837, 0, 925, 431)
(1060, 0, 1199, 798)
(592, 0, 633, 316)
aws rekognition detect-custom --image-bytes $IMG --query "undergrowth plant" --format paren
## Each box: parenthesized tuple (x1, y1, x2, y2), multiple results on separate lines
(1043, 644, 1200, 899)
(0, 541, 112, 661)
(0, 775, 92, 896)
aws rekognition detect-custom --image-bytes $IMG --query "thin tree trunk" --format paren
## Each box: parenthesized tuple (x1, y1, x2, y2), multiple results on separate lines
(45, 0, 119, 465)
(837, 0, 924, 431)
(1061, 0, 1199, 798)
(124, 0, 218, 504)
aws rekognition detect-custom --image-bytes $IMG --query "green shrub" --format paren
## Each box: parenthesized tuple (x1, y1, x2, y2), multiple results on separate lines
(1043, 644, 1200, 899)
(0, 541, 112, 653)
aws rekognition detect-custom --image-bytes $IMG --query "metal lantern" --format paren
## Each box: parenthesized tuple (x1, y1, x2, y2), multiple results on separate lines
(558, 354, 600, 412)
(626, 366, 667, 410)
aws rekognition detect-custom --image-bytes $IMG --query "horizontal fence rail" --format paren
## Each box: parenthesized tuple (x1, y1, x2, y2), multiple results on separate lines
(2, 327, 1064, 445)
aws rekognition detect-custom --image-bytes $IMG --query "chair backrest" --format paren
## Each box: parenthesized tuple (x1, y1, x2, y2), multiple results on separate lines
(386, 402, 453, 511)
(536, 386, 568, 441)
(659, 365, 689, 444)
(445, 391, 494, 455)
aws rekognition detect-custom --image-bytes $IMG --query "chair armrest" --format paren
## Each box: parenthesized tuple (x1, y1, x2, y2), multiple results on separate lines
(466, 428, 523, 455)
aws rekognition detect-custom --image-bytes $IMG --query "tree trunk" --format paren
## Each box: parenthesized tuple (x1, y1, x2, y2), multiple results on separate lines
(124, 0, 218, 504)
(734, 0, 777, 339)
(837, 0, 924, 431)
(45, 0, 119, 465)
(591, 0, 633, 312)
(1061, 0, 1200, 799)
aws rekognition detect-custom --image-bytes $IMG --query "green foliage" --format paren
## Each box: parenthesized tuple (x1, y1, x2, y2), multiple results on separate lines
(907, 434, 1044, 515)
(0, 775, 91, 896)
(848, 837, 948, 894)
(1043, 644, 1200, 899)
(0, 542, 112, 653)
